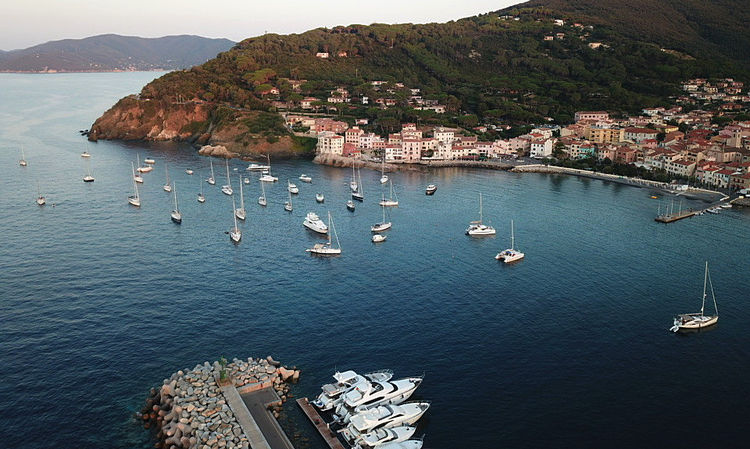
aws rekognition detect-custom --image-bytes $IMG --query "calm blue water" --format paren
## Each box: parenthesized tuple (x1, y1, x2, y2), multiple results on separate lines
(1, 73, 749, 449)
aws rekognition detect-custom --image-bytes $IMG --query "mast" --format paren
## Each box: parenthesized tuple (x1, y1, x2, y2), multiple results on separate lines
(479, 193, 483, 224)
(165, 162, 170, 185)
(238, 175, 244, 209)
(382, 199, 386, 223)
(173, 182, 179, 211)
(131, 162, 139, 199)
(358, 162, 363, 195)
(707, 261, 718, 315)
(210, 159, 215, 179)
(261, 179, 266, 200)
(701, 261, 708, 316)
(329, 212, 340, 249)
(225, 159, 231, 188)
(232, 198, 239, 230)
(511, 219, 515, 250)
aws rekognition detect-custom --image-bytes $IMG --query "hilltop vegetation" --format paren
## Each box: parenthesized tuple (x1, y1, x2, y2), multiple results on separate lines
(91, 0, 750, 152)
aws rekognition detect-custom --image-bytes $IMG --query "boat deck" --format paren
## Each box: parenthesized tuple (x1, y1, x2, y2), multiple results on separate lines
(296, 397, 346, 449)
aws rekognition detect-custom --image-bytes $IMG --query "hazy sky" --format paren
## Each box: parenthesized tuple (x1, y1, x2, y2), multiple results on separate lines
(2, 1, 521, 50)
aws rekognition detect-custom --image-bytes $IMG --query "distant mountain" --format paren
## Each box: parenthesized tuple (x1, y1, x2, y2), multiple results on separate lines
(0, 34, 235, 72)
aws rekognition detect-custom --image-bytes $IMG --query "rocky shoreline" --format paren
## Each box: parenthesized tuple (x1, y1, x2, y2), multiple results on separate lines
(139, 356, 299, 449)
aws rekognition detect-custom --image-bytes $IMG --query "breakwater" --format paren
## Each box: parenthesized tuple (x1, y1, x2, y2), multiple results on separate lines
(139, 356, 299, 449)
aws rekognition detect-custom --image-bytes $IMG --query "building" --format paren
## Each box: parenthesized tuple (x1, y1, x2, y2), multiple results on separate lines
(624, 127, 660, 144)
(530, 138, 554, 159)
(664, 158, 696, 178)
(316, 132, 344, 155)
(575, 111, 609, 122)
(585, 126, 624, 144)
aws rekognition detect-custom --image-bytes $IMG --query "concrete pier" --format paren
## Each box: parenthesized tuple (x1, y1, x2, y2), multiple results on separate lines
(296, 398, 346, 449)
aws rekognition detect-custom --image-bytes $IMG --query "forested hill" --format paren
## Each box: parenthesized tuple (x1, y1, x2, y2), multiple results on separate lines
(521, 0, 750, 70)
(90, 1, 750, 148)
(0, 34, 235, 72)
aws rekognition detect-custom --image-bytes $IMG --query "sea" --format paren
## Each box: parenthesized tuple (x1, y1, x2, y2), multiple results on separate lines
(1, 72, 749, 449)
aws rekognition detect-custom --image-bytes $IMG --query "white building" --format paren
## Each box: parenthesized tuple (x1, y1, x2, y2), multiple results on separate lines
(316, 132, 344, 155)
(530, 138, 555, 159)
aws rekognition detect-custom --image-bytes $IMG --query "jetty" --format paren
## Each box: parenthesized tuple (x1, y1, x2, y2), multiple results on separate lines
(296, 397, 346, 449)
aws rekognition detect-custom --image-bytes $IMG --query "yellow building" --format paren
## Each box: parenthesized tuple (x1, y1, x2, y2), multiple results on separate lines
(585, 126, 625, 144)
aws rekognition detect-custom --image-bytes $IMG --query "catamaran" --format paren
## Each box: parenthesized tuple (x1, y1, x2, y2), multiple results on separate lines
(229, 197, 241, 243)
(207, 158, 216, 185)
(83, 157, 95, 182)
(170, 182, 182, 224)
(670, 261, 719, 332)
(235, 174, 246, 220)
(379, 179, 398, 207)
(495, 220, 524, 262)
(371, 198, 392, 232)
(19, 147, 27, 166)
(259, 155, 278, 182)
(128, 162, 141, 207)
(380, 156, 388, 184)
(258, 180, 267, 206)
(163, 163, 172, 192)
(466, 193, 495, 236)
(221, 159, 233, 195)
(306, 211, 341, 256)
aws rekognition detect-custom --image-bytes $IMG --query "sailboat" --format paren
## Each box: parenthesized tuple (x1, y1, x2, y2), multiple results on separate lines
(371, 198, 392, 232)
(83, 157, 95, 182)
(495, 220, 524, 262)
(284, 188, 293, 212)
(670, 261, 719, 332)
(350, 163, 358, 192)
(229, 197, 242, 243)
(221, 159, 233, 195)
(235, 174, 246, 220)
(128, 162, 141, 207)
(258, 179, 267, 206)
(170, 182, 182, 224)
(81, 143, 91, 158)
(259, 155, 278, 182)
(163, 163, 172, 192)
(36, 182, 46, 206)
(198, 178, 206, 203)
(352, 163, 364, 201)
(306, 211, 341, 256)
(207, 158, 216, 185)
(466, 193, 495, 236)
(19, 148, 27, 166)
(379, 179, 398, 207)
(380, 156, 388, 184)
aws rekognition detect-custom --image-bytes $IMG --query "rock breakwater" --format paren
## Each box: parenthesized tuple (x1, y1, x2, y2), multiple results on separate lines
(139, 356, 299, 449)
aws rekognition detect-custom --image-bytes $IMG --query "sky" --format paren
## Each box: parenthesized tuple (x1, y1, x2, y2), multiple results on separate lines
(1, 1, 522, 51)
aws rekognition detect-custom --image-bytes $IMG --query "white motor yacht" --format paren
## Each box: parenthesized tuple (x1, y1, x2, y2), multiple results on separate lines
(247, 163, 270, 171)
(303, 212, 328, 234)
(288, 180, 299, 194)
(312, 370, 393, 412)
(81, 151, 91, 158)
(347, 200, 356, 212)
(372, 234, 387, 243)
(466, 193, 495, 236)
(334, 377, 423, 423)
(299, 174, 312, 183)
(185, 169, 194, 175)
(425, 185, 437, 195)
(339, 402, 430, 441)
(144, 157, 156, 164)
(260, 173, 278, 182)
(316, 193, 325, 203)
(137, 165, 153, 173)
(670, 261, 719, 332)
(495, 220, 524, 263)
(375, 441, 423, 449)
(351, 426, 416, 449)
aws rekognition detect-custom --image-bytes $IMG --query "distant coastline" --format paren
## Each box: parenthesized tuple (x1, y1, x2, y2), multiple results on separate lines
(0, 69, 170, 74)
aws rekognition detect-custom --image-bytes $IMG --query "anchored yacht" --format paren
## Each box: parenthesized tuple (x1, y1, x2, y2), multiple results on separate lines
(339, 402, 430, 442)
(299, 174, 312, 183)
(375, 441, 424, 449)
(303, 212, 328, 234)
(670, 261, 719, 332)
(334, 377, 423, 423)
(351, 426, 416, 449)
(312, 370, 393, 412)
(466, 193, 495, 236)
(495, 220, 524, 263)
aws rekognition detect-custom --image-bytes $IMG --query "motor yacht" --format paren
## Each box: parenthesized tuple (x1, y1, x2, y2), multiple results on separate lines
(247, 163, 270, 171)
(144, 157, 156, 164)
(299, 174, 312, 183)
(334, 377, 423, 423)
(316, 193, 325, 203)
(339, 402, 430, 441)
(425, 185, 437, 195)
(303, 212, 328, 234)
(351, 426, 416, 449)
(372, 234, 387, 243)
(375, 441, 424, 449)
(347, 200, 356, 212)
(185, 169, 194, 175)
(288, 180, 299, 194)
(312, 370, 393, 412)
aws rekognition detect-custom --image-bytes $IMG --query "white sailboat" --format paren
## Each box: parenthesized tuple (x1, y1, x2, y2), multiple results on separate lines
(380, 156, 388, 184)
(185, 168, 193, 175)
(379, 179, 398, 207)
(83, 157, 95, 182)
(495, 220, 524, 262)
(163, 163, 172, 192)
(259, 155, 278, 182)
(350, 163, 358, 192)
(36, 182, 46, 206)
(307, 211, 341, 256)
(235, 174, 246, 220)
(284, 188, 293, 212)
(221, 159, 233, 195)
(229, 197, 242, 243)
(466, 193, 495, 236)
(258, 180, 267, 206)
(128, 162, 141, 207)
(670, 261, 719, 332)
(81, 144, 91, 158)
(352, 163, 364, 201)
(207, 158, 216, 185)
(371, 199, 392, 232)
(198, 178, 206, 203)
(170, 182, 182, 224)
(19, 147, 27, 166)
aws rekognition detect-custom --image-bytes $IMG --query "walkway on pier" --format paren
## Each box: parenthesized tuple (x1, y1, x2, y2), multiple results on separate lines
(240, 388, 295, 449)
(220, 384, 273, 449)
(296, 397, 346, 449)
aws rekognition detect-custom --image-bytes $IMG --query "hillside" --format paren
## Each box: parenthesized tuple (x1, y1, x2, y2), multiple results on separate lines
(89, 0, 750, 158)
(0, 34, 235, 72)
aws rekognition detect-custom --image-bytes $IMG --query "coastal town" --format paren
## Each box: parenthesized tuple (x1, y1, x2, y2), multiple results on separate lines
(277, 77, 750, 192)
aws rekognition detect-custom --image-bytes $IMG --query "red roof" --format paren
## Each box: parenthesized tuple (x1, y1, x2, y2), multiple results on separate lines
(625, 127, 659, 134)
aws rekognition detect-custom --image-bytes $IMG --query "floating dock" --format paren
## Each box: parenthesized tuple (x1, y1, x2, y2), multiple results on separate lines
(655, 209, 698, 223)
(296, 398, 346, 449)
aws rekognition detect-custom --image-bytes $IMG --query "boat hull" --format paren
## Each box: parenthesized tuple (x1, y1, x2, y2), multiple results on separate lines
(672, 314, 718, 332)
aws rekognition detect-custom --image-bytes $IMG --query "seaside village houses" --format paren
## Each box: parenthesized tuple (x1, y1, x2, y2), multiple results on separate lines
(286, 77, 750, 191)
